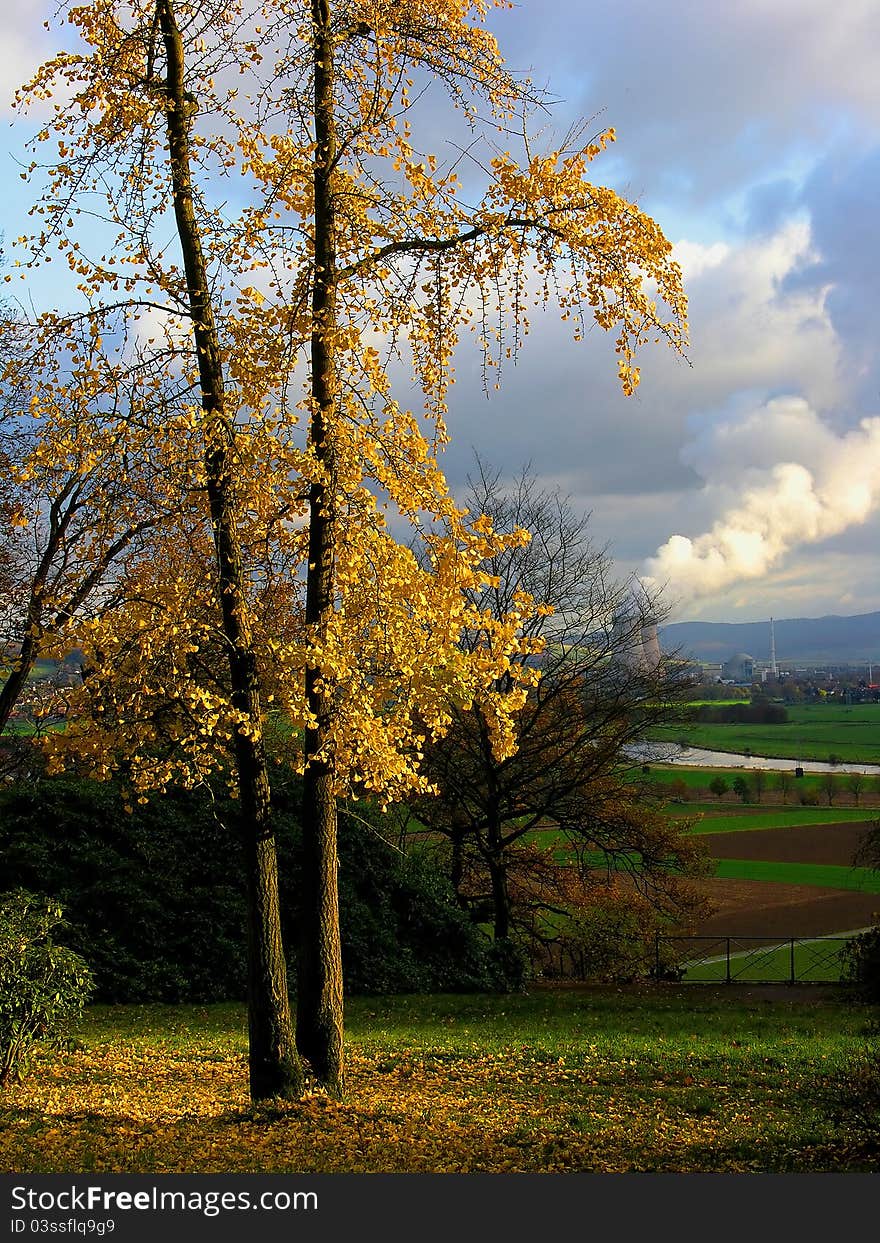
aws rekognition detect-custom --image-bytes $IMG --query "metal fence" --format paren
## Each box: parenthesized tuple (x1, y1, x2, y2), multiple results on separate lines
(538, 933, 861, 984)
(657, 934, 857, 985)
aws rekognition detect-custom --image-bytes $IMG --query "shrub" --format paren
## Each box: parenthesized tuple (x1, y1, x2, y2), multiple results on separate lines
(0, 780, 248, 1002)
(841, 926, 880, 1004)
(0, 777, 519, 1001)
(0, 890, 93, 1085)
(560, 892, 668, 984)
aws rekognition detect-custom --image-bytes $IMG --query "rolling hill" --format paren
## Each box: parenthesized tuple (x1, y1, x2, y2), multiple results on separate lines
(660, 610, 880, 665)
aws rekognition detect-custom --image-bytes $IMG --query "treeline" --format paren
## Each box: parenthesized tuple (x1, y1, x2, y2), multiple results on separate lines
(687, 702, 788, 725)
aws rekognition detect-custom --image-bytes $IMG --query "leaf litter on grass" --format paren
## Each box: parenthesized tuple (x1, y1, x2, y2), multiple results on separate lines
(2, 996, 878, 1173)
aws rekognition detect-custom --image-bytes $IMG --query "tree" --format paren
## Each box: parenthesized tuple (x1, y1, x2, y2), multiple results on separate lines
(751, 768, 766, 804)
(708, 776, 729, 801)
(0, 318, 163, 744)
(14, 1, 686, 1096)
(821, 772, 841, 806)
(732, 775, 751, 804)
(777, 770, 793, 804)
(847, 772, 865, 806)
(404, 465, 704, 950)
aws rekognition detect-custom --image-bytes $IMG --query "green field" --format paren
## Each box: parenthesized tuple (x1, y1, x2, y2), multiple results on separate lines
(712, 859, 880, 892)
(688, 807, 874, 834)
(2, 992, 877, 1173)
(647, 764, 863, 796)
(652, 702, 880, 763)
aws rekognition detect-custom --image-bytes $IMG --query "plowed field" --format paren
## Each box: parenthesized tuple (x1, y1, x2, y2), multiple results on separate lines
(691, 820, 879, 938)
(699, 821, 873, 865)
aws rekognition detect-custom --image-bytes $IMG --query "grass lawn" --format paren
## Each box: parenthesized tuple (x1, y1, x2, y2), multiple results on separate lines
(712, 859, 880, 892)
(2, 991, 878, 1173)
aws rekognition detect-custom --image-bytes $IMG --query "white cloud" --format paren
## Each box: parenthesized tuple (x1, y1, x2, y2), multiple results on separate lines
(643, 398, 880, 613)
(672, 240, 730, 281)
(0, 2, 63, 118)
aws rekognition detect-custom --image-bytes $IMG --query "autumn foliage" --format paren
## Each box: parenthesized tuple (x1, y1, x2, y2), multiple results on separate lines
(6, 0, 687, 1097)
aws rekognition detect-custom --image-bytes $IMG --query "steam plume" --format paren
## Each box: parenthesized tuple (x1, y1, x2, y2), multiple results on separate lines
(642, 397, 880, 608)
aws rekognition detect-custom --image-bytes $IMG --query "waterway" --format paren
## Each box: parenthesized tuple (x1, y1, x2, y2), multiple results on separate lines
(628, 742, 880, 776)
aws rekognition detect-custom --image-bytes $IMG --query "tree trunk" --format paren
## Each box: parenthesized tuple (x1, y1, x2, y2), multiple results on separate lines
(449, 829, 469, 909)
(0, 486, 72, 736)
(0, 650, 35, 737)
(157, 0, 303, 1102)
(488, 852, 511, 941)
(296, 0, 345, 1097)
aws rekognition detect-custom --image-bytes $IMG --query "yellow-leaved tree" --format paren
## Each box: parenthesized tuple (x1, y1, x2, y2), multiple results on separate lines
(11, 0, 687, 1099)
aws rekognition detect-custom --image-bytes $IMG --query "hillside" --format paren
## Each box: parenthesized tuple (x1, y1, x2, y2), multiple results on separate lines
(660, 610, 880, 664)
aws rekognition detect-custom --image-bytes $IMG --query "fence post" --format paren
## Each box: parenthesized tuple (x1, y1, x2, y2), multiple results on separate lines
(790, 938, 795, 986)
(726, 938, 731, 984)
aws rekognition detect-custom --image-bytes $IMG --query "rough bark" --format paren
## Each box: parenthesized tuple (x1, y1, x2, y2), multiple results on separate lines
(295, 0, 345, 1097)
(157, 0, 303, 1102)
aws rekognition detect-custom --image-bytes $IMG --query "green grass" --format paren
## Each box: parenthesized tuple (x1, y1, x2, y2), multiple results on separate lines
(651, 701, 880, 763)
(712, 858, 880, 892)
(689, 807, 875, 835)
(3, 992, 879, 1172)
(649, 764, 848, 795)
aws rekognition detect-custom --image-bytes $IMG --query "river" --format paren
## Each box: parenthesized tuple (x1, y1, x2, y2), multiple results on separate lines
(628, 742, 880, 776)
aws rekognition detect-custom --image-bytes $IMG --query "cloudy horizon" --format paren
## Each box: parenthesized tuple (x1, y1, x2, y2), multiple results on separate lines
(2, 1, 880, 625)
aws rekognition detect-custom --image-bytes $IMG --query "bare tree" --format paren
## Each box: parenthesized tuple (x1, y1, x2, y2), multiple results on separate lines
(0, 319, 164, 742)
(406, 463, 705, 949)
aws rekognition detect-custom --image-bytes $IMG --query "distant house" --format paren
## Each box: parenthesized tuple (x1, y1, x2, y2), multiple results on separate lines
(720, 652, 755, 683)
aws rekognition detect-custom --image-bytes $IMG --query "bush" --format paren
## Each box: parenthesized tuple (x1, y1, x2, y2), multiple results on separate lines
(841, 926, 880, 1004)
(560, 893, 666, 984)
(0, 780, 248, 1002)
(0, 890, 93, 1084)
(318, 810, 526, 994)
(0, 777, 519, 1001)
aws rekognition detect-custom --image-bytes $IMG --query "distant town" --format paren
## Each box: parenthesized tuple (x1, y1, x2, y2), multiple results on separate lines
(662, 609, 880, 700)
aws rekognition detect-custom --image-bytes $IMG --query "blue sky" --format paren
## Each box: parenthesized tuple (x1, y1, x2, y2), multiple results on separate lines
(2, 0, 880, 625)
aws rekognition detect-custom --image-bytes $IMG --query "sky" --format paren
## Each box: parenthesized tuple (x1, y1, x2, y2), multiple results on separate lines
(1, 1, 880, 625)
